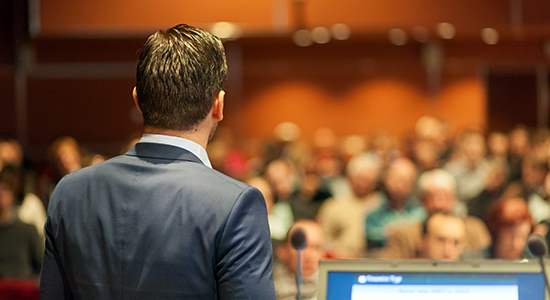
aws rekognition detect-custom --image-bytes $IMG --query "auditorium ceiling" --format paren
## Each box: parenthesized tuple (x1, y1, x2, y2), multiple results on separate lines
(40, 0, 550, 43)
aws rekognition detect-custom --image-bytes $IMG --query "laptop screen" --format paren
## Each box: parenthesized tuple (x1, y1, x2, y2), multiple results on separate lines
(318, 259, 548, 300)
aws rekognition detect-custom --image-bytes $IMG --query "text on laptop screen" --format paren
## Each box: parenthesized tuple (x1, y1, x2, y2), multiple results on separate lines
(326, 271, 545, 300)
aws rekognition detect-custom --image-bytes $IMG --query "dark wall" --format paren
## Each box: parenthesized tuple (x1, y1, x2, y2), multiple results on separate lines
(0, 0, 16, 138)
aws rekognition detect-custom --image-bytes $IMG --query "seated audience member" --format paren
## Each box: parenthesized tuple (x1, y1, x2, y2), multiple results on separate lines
(414, 116, 453, 165)
(264, 159, 301, 203)
(366, 129, 402, 167)
(417, 211, 467, 260)
(467, 160, 508, 221)
(38, 136, 83, 208)
(507, 125, 531, 183)
(264, 158, 327, 221)
(274, 220, 325, 300)
(486, 131, 509, 165)
(290, 168, 332, 221)
(317, 153, 383, 258)
(444, 129, 491, 204)
(380, 169, 490, 259)
(502, 151, 549, 223)
(0, 139, 46, 238)
(365, 157, 425, 251)
(412, 139, 440, 175)
(246, 176, 293, 243)
(0, 167, 43, 280)
(485, 197, 533, 259)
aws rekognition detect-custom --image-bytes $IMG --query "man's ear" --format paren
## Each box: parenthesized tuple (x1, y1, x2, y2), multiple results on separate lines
(132, 87, 142, 113)
(212, 90, 225, 121)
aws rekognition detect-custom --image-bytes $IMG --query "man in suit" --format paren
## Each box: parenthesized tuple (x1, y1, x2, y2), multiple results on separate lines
(40, 24, 277, 300)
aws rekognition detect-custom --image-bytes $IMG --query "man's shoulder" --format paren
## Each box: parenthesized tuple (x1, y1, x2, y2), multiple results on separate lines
(61, 154, 249, 189)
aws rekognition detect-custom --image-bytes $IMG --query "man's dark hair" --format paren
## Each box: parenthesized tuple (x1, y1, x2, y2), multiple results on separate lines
(136, 24, 227, 131)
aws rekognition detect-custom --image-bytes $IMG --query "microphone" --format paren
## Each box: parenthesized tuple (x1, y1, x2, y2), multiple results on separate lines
(527, 234, 550, 297)
(291, 227, 307, 251)
(291, 228, 307, 300)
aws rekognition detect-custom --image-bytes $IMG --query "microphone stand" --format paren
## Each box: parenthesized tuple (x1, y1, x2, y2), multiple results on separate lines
(537, 256, 550, 298)
(291, 227, 306, 300)
(527, 234, 550, 297)
(296, 249, 303, 300)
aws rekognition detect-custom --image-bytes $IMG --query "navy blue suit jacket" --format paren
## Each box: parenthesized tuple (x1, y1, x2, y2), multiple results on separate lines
(40, 142, 276, 299)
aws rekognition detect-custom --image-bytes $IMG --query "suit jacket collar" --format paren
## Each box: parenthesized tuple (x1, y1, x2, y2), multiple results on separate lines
(125, 142, 204, 165)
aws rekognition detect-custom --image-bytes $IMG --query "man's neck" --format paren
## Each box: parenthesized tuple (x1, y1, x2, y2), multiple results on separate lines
(143, 126, 208, 149)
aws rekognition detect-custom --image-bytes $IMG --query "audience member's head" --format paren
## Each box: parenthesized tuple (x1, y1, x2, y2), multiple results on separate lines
(413, 140, 439, 171)
(48, 136, 82, 177)
(246, 176, 274, 214)
(521, 151, 549, 188)
(277, 220, 325, 278)
(368, 129, 399, 163)
(417, 169, 457, 213)
(488, 132, 508, 159)
(485, 197, 533, 259)
(415, 116, 444, 144)
(264, 159, 301, 200)
(346, 153, 382, 198)
(383, 157, 417, 206)
(0, 139, 23, 169)
(508, 125, 530, 159)
(418, 211, 466, 260)
(458, 129, 486, 166)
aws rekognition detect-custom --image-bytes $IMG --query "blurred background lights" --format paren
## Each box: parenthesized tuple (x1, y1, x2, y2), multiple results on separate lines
(331, 23, 351, 40)
(411, 26, 429, 43)
(293, 29, 313, 47)
(388, 28, 408, 46)
(211, 22, 239, 39)
(311, 27, 331, 44)
(481, 28, 499, 45)
(436, 22, 456, 39)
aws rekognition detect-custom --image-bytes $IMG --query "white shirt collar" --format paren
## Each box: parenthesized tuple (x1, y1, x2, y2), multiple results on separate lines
(138, 133, 212, 168)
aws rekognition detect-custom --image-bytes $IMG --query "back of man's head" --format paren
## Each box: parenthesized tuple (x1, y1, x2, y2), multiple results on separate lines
(136, 24, 227, 131)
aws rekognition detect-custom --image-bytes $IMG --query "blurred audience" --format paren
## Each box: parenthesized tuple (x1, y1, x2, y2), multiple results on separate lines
(380, 169, 490, 259)
(0, 167, 43, 280)
(4, 116, 550, 292)
(0, 140, 46, 239)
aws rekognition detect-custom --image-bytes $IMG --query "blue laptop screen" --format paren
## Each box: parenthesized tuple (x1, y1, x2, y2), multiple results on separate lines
(326, 271, 545, 300)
